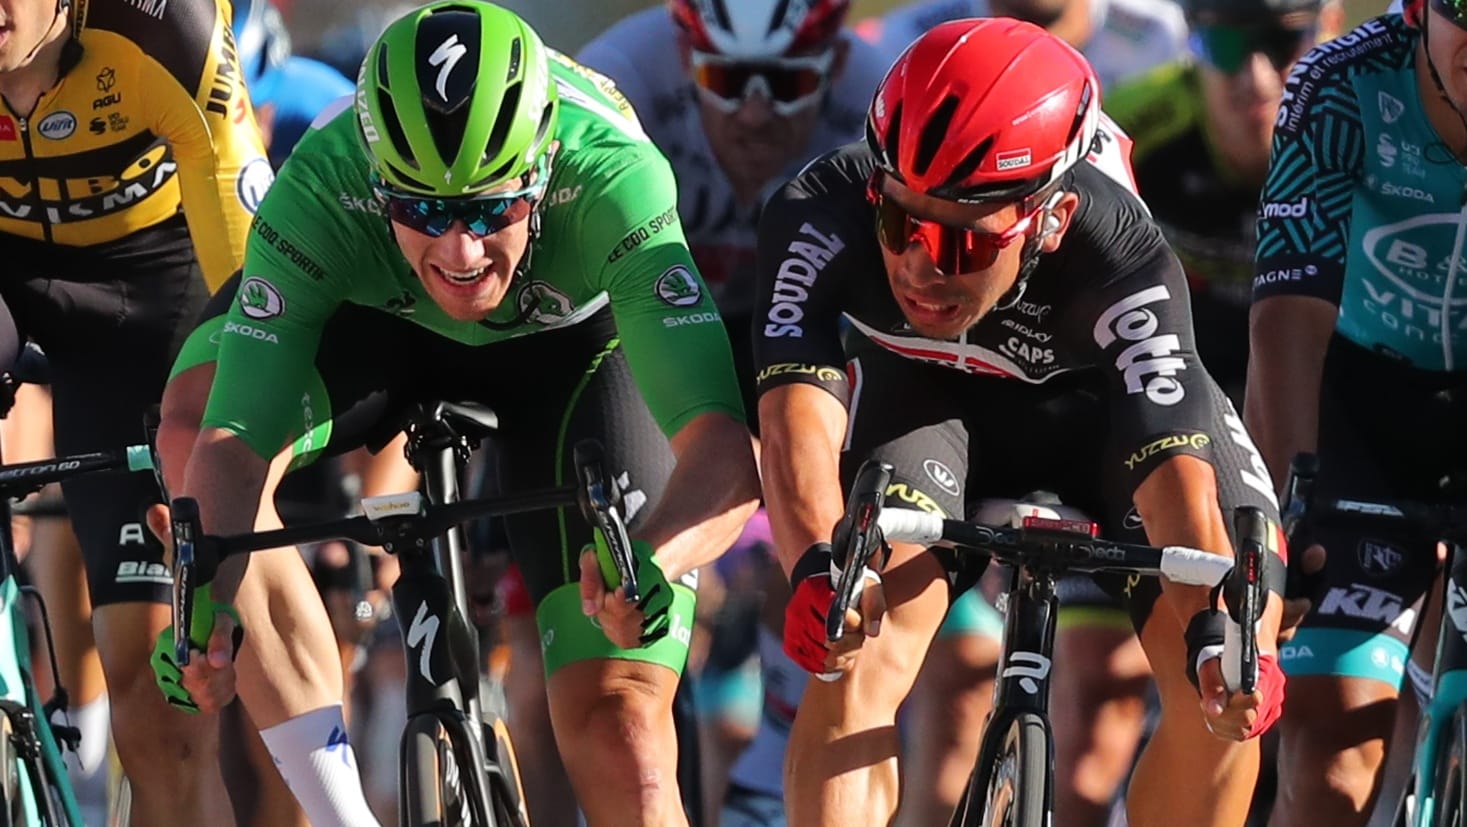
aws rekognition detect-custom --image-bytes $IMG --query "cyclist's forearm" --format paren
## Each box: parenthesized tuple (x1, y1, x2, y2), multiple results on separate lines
(634, 412, 760, 582)
(180, 427, 270, 605)
(1135, 455, 1235, 626)
(757, 384, 848, 578)
(1243, 296, 1334, 493)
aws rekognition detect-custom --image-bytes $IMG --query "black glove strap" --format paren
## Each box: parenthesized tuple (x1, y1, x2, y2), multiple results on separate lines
(1184, 608, 1227, 693)
(789, 543, 833, 586)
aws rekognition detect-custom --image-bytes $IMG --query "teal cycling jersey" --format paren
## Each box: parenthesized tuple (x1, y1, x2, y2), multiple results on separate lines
(201, 54, 743, 458)
(1255, 14, 1467, 371)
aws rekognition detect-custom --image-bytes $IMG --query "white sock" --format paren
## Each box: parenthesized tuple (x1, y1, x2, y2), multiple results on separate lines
(60, 692, 109, 827)
(258, 705, 382, 827)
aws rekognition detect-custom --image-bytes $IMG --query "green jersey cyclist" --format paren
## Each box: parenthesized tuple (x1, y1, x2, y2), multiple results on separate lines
(148, 3, 761, 825)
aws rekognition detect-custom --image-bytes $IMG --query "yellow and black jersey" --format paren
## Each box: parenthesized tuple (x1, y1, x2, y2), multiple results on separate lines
(0, 0, 269, 292)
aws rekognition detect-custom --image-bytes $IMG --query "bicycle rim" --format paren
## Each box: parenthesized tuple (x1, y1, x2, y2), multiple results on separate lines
(980, 713, 1049, 827)
(484, 717, 529, 827)
(401, 716, 473, 827)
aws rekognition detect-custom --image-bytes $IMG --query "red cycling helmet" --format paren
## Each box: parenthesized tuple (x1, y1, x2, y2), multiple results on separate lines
(668, 0, 849, 58)
(866, 18, 1102, 203)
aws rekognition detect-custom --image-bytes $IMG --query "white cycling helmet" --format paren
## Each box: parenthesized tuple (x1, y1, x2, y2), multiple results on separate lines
(668, 0, 849, 58)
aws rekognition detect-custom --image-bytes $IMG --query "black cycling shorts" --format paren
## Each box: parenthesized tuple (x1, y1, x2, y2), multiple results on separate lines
(1283, 335, 1467, 686)
(839, 330, 1278, 634)
(0, 216, 209, 606)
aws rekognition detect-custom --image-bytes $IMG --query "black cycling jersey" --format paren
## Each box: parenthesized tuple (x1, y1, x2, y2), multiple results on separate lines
(753, 141, 1268, 492)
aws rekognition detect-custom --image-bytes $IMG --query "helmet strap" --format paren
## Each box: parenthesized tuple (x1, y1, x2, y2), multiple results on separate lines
(992, 238, 1043, 313)
(475, 206, 544, 331)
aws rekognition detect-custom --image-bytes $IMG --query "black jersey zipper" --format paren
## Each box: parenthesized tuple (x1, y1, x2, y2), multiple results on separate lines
(14, 116, 54, 244)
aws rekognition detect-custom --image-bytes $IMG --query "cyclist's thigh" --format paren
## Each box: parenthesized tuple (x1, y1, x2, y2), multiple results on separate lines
(839, 334, 978, 597)
(10, 225, 209, 606)
(491, 310, 683, 677)
(1282, 342, 1457, 689)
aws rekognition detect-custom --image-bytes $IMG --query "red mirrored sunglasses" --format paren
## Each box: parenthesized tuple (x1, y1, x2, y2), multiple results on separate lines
(865, 171, 1061, 275)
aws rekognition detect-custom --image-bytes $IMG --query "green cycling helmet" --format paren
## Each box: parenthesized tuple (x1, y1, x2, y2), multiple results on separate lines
(356, 1, 559, 197)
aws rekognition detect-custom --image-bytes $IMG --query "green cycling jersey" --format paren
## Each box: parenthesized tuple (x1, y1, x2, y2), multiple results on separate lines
(198, 53, 743, 457)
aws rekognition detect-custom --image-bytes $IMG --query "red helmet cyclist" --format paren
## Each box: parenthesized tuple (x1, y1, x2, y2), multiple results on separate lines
(866, 16, 1101, 204)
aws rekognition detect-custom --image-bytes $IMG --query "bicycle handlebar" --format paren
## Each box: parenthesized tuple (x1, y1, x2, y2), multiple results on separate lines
(1284, 452, 1467, 545)
(832, 460, 1276, 694)
(168, 437, 636, 666)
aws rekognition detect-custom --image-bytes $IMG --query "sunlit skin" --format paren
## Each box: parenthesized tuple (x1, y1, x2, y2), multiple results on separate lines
(877, 175, 1079, 340)
(682, 35, 848, 205)
(389, 152, 554, 322)
(1418, 1, 1467, 160)
(0, 0, 69, 111)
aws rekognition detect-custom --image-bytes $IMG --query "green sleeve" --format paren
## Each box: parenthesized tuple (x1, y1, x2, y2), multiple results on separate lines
(579, 147, 745, 435)
(200, 162, 350, 458)
(1105, 63, 1197, 165)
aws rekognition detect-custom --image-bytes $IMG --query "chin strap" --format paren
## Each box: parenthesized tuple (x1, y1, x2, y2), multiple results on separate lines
(476, 208, 542, 331)
(991, 236, 1045, 312)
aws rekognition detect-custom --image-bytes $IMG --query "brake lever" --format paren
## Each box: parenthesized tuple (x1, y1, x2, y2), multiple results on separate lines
(573, 440, 639, 603)
(827, 461, 893, 644)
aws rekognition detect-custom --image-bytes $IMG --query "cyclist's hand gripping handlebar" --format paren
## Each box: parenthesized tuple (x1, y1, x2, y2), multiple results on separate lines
(827, 461, 893, 644)
(574, 440, 639, 603)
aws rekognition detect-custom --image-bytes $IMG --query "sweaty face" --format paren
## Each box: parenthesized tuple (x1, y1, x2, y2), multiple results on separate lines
(0, 0, 58, 73)
(876, 177, 1032, 340)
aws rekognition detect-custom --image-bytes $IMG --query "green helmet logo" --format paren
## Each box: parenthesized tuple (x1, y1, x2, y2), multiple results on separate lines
(356, 1, 559, 197)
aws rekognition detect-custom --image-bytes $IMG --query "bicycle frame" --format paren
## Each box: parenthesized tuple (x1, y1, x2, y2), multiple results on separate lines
(951, 562, 1060, 825)
(1411, 542, 1467, 825)
(393, 413, 498, 826)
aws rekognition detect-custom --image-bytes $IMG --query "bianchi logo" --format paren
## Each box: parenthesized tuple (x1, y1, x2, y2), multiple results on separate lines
(655, 265, 702, 307)
(922, 459, 961, 497)
(517, 281, 574, 324)
(238, 277, 285, 320)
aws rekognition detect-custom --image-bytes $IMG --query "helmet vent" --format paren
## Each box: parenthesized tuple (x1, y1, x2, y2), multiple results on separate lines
(944, 136, 994, 191)
(914, 94, 959, 177)
(710, 0, 733, 34)
(875, 104, 902, 171)
(506, 36, 522, 81)
(478, 81, 523, 171)
(767, 0, 791, 37)
(376, 86, 419, 171)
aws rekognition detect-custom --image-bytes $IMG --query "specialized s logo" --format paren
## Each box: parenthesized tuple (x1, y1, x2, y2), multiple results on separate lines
(764, 223, 845, 338)
(428, 35, 468, 102)
(1092, 285, 1187, 406)
(406, 601, 440, 684)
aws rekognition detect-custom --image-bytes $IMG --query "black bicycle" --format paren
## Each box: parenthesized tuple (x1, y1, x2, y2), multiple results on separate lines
(1280, 453, 1467, 827)
(166, 401, 641, 827)
(828, 460, 1275, 827)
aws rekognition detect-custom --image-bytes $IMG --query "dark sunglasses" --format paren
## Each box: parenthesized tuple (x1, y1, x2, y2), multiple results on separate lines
(1431, 0, 1467, 31)
(1189, 24, 1314, 74)
(372, 160, 547, 239)
(689, 50, 832, 116)
(866, 172, 1059, 275)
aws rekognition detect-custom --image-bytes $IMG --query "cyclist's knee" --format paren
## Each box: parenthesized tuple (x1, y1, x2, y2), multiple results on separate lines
(554, 664, 680, 795)
(1275, 676, 1394, 811)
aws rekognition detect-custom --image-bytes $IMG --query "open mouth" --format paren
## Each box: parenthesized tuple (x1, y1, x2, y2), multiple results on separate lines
(899, 292, 963, 327)
(431, 264, 491, 292)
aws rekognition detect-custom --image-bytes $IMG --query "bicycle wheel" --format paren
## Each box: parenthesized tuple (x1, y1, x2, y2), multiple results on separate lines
(971, 712, 1050, 827)
(483, 716, 529, 827)
(1431, 705, 1467, 827)
(0, 711, 16, 827)
(401, 714, 473, 827)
